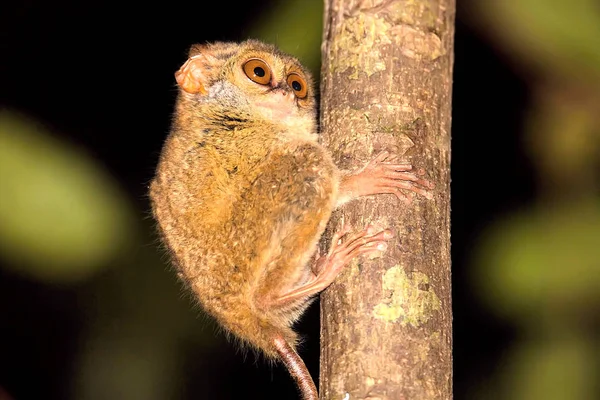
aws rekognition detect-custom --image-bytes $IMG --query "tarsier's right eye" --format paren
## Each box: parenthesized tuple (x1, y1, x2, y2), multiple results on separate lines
(243, 59, 272, 85)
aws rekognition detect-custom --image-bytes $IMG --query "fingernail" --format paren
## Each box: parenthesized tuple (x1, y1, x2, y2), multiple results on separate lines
(366, 226, 375, 234)
(377, 242, 388, 250)
(383, 230, 394, 239)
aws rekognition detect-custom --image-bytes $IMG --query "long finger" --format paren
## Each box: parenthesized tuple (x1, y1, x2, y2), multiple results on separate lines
(334, 229, 393, 258)
(380, 163, 413, 172)
(328, 226, 367, 256)
(335, 242, 389, 266)
(376, 179, 434, 199)
(381, 171, 434, 188)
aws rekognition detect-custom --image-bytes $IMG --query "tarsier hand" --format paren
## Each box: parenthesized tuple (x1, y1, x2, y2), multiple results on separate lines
(338, 150, 435, 206)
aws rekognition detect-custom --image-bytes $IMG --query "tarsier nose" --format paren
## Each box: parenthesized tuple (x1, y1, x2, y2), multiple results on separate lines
(274, 87, 293, 98)
(274, 88, 295, 102)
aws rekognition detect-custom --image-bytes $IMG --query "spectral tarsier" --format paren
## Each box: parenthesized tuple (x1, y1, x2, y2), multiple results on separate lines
(150, 40, 433, 400)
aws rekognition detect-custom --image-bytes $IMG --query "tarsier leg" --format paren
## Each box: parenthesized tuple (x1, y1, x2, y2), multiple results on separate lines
(272, 226, 393, 307)
(337, 151, 435, 205)
(273, 336, 318, 400)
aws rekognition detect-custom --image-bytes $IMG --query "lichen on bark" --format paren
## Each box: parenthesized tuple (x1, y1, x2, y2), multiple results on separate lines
(373, 265, 442, 326)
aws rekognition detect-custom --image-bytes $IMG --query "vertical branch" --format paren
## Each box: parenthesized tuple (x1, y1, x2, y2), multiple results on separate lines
(319, 0, 455, 399)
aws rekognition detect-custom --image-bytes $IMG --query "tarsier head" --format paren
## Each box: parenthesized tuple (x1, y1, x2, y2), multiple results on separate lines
(175, 40, 316, 127)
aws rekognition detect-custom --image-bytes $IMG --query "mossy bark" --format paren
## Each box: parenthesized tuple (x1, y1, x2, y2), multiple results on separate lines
(319, 1, 455, 399)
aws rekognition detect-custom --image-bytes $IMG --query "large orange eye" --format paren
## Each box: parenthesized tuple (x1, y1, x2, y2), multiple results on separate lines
(286, 73, 308, 99)
(243, 59, 272, 85)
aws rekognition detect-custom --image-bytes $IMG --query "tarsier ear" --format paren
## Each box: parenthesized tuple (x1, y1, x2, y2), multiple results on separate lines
(187, 44, 206, 58)
(175, 44, 220, 95)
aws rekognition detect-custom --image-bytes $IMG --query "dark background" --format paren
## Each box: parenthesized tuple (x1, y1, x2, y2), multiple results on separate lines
(2, 1, 598, 399)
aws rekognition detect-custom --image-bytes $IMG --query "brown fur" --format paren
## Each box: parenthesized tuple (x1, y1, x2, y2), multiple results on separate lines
(150, 40, 338, 357)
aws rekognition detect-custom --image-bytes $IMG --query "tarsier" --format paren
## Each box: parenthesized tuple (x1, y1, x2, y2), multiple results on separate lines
(150, 40, 433, 399)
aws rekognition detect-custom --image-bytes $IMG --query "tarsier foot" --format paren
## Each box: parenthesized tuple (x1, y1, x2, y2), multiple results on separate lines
(314, 225, 393, 278)
(273, 226, 394, 307)
(340, 151, 435, 204)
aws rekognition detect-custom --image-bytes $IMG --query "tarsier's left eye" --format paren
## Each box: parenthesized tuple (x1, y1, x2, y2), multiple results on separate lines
(243, 59, 272, 85)
(286, 73, 308, 99)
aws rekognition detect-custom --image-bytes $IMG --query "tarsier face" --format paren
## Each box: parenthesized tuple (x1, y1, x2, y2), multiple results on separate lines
(177, 41, 317, 125)
(223, 45, 316, 123)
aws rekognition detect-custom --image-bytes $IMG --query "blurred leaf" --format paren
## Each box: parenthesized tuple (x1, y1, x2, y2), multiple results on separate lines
(472, 200, 600, 320)
(525, 88, 600, 191)
(475, 0, 600, 87)
(498, 336, 596, 400)
(72, 228, 219, 400)
(248, 0, 322, 75)
(0, 111, 135, 284)
(74, 334, 180, 400)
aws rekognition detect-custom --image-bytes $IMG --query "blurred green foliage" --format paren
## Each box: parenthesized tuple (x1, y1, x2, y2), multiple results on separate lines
(475, 201, 600, 320)
(477, 0, 600, 87)
(500, 336, 597, 400)
(0, 111, 134, 284)
(0, 110, 216, 398)
(470, 1, 600, 399)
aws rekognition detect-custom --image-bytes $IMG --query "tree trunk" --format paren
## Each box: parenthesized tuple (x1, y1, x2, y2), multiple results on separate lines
(319, 1, 455, 399)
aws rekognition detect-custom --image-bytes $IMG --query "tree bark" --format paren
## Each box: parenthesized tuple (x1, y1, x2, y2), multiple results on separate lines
(319, 1, 455, 399)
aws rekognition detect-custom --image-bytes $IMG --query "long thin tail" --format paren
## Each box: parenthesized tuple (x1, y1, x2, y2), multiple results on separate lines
(273, 336, 318, 400)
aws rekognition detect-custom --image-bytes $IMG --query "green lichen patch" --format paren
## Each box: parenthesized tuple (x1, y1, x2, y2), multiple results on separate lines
(332, 13, 392, 79)
(373, 265, 441, 326)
